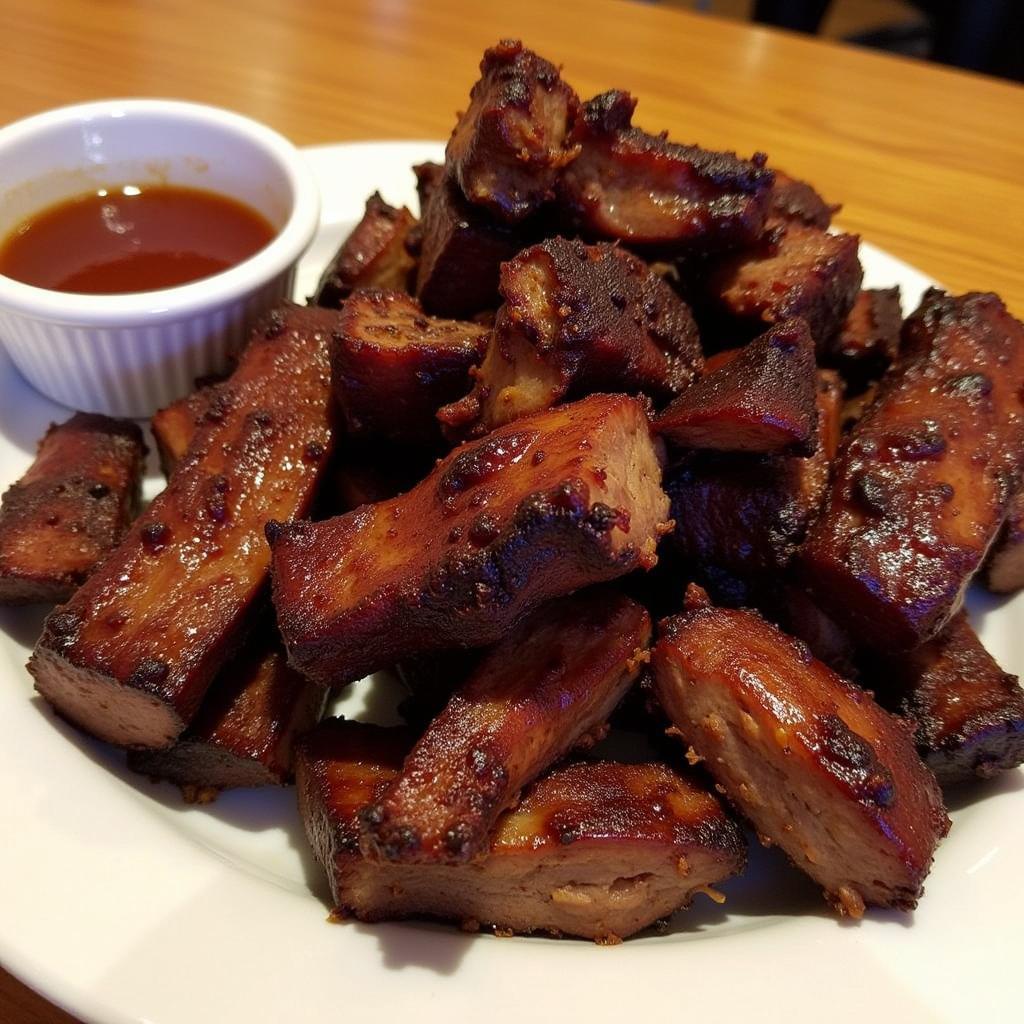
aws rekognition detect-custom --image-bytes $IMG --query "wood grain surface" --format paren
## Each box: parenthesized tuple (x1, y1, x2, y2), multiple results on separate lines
(1, 0, 1022, 1020)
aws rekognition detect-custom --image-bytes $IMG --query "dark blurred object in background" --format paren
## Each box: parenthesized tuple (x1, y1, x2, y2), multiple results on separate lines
(753, 0, 1023, 81)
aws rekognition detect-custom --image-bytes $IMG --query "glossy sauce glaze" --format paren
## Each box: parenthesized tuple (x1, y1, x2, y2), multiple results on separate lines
(0, 185, 275, 294)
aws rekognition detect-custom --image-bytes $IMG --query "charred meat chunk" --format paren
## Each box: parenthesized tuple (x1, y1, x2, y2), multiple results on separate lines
(655, 318, 818, 455)
(270, 394, 671, 688)
(361, 590, 651, 864)
(151, 384, 220, 478)
(446, 40, 580, 223)
(558, 90, 772, 254)
(665, 369, 840, 588)
(653, 593, 949, 916)
(0, 414, 145, 605)
(331, 290, 489, 444)
(826, 287, 902, 392)
(439, 238, 701, 438)
(800, 290, 1024, 650)
(297, 719, 746, 942)
(30, 304, 337, 749)
(707, 219, 862, 349)
(768, 170, 837, 229)
(129, 636, 327, 794)
(870, 612, 1024, 785)
(313, 193, 417, 307)
(415, 173, 530, 319)
(984, 487, 1024, 594)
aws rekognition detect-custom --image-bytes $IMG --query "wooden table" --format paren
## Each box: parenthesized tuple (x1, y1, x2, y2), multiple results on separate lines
(0, 1, 1021, 1020)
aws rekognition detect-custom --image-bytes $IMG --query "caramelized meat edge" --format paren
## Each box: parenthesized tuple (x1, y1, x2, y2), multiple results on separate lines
(869, 611, 1024, 785)
(313, 192, 417, 307)
(129, 635, 327, 794)
(652, 594, 949, 916)
(707, 219, 863, 350)
(270, 394, 671, 687)
(800, 290, 1024, 650)
(30, 304, 337, 749)
(331, 289, 489, 444)
(446, 39, 580, 223)
(655, 318, 818, 455)
(558, 90, 773, 253)
(361, 590, 651, 864)
(440, 238, 701, 439)
(0, 413, 145, 605)
(297, 719, 746, 942)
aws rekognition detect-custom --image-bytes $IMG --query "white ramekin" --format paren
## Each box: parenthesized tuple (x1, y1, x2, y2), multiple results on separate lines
(0, 99, 320, 417)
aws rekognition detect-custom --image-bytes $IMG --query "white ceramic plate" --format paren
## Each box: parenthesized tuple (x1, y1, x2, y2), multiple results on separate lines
(0, 142, 1021, 1024)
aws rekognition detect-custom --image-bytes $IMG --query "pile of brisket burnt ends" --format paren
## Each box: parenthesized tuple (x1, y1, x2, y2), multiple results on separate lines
(3, 40, 1024, 944)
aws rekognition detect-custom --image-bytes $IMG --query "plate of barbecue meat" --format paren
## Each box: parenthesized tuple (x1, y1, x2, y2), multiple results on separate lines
(1, 39, 1022, 1024)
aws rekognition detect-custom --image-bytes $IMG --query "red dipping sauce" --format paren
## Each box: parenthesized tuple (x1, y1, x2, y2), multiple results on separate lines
(0, 185, 276, 294)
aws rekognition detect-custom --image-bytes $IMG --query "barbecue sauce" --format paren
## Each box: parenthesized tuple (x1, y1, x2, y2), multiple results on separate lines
(0, 185, 275, 294)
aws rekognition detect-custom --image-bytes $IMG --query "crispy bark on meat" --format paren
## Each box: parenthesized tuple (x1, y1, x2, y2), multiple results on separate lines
(415, 173, 531, 319)
(800, 290, 1024, 651)
(870, 612, 1024, 785)
(707, 219, 862, 349)
(653, 594, 949, 916)
(768, 170, 837, 229)
(270, 394, 671, 688)
(558, 90, 772, 254)
(664, 370, 840, 589)
(439, 238, 701, 438)
(0, 414, 145, 605)
(446, 39, 580, 223)
(826, 287, 902, 391)
(313, 193, 417, 307)
(297, 718, 745, 942)
(331, 290, 489, 444)
(361, 591, 651, 864)
(29, 304, 337, 749)
(984, 488, 1024, 593)
(151, 385, 221, 478)
(655, 319, 818, 455)
(129, 636, 327, 793)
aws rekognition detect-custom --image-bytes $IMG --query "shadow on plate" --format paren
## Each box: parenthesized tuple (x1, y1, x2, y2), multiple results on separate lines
(944, 766, 1024, 813)
(0, 603, 50, 650)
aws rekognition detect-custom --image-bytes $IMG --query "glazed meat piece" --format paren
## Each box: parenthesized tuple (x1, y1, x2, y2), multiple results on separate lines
(313, 193, 417, 307)
(129, 636, 327, 795)
(439, 238, 701, 438)
(446, 39, 580, 223)
(768, 170, 836, 229)
(870, 612, 1024, 785)
(984, 488, 1024, 594)
(270, 394, 671, 688)
(826, 287, 902, 391)
(331, 290, 489, 444)
(297, 719, 746, 942)
(665, 369, 840, 587)
(707, 219, 862, 349)
(151, 384, 219, 477)
(361, 591, 651, 864)
(0, 414, 145, 605)
(800, 290, 1024, 650)
(655, 318, 818, 455)
(415, 173, 530, 318)
(653, 591, 949, 916)
(558, 90, 773, 254)
(30, 304, 337, 749)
